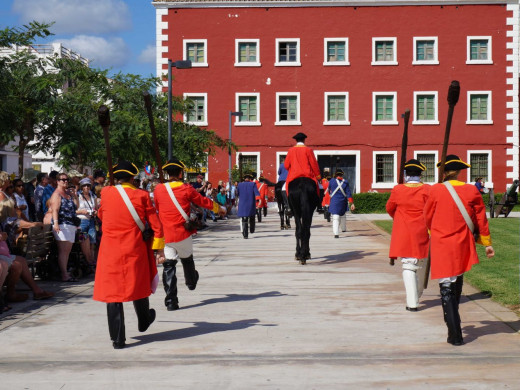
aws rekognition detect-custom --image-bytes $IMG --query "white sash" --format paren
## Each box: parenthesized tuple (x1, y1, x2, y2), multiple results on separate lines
(115, 185, 145, 232)
(164, 183, 190, 222)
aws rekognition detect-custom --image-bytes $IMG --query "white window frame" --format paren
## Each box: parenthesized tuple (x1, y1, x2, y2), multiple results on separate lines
(323, 38, 350, 66)
(466, 36, 493, 65)
(412, 91, 439, 125)
(372, 92, 398, 125)
(276, 151, 288, 181)
(466, 91, 493, 125)
(467, 150, 493, 188)
(414, 150, 439, 184)
(235, 39, 261, 67)
(183, 39, 208, 67)
(183, 93, 208, 126)
(371, 37, 398, 66)
(275, 92, 301, 126)
(372, 151, 397, 189)
(323, 92, 350, 125)
(235, 93, 261, 126)
(236, 151, 261, 178)
(275, 38, 301, 67)
(412, 36, 439, 65)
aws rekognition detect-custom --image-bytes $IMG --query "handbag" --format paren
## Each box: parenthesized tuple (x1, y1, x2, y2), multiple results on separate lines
(115, 185, 153, 242)
(73, 216, 82, 227)
(164, 183, 197, 232)
(443, 182, 480, 242)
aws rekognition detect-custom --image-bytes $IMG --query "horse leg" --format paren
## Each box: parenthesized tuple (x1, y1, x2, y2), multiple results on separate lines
(294, 216, 302, 261)
(276, 197, 285, 230)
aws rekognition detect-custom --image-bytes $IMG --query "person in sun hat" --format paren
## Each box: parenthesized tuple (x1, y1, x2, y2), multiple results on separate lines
(386, 158, 430, 313)
(93, 161, 165, 349)
(153, 158, 226, 312)
(328, 168, 355, 239)
(423, 154, 495, 346)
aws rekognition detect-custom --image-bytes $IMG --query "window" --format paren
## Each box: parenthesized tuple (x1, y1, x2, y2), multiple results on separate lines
(468, 151, 492, 185)
(237, 152, 260, 176)
(467, 36, 492, 64)
(413, 92, 439, 124)
(324, 92, 349, 125)
(323, 38, 349, 66)
(415, 152, 438, 183)
(372, 38, 397, 65)
(467, 91, 492, 124)
(372, 92, 398, 125)
(413, 37, 438, 65)
(235, 39, 260, 67)
(184, 93, 207, 126)
(275, 39, 300, 66)
(235, 93, 260, 126)
(183, 39, 208, 67)
(276, 93, 301, 125)
(372, 151, 397, 188)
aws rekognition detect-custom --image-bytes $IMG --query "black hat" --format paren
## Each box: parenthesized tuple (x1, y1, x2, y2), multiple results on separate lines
(259, 176, 265, 181)
(112, 161, 139, 180)
(93, 169, 106, 179)
(292, 132, 307, 142)
(404, 159, 426, 172)
(243, 172, 253, 179)
(335, 169, 344, 176)
(436, 154, 471, 171)
(162, 158, 186, 171)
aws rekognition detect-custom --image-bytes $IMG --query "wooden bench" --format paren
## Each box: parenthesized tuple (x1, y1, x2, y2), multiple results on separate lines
(15, 224, 54, 278)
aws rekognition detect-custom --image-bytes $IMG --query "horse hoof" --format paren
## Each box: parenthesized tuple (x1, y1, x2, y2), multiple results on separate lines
(280, 226, 285, 230)
(299, 259, 306, 265)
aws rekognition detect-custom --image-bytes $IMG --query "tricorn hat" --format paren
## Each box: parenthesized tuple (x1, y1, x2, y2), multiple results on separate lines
(112, 161, 139, 180)
(404, 159, 426, 172)
(162, 158, 187, 171)
(436, 154, 471, 171)
(335, 169, 344, 176)
(243, 171, 254, 179)
(292, 132, 307, 142)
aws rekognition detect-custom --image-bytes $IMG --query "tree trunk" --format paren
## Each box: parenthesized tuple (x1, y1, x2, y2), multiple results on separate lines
(17, 115, 34, 178)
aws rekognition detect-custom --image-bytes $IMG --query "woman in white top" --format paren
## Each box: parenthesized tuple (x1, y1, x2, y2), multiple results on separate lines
(76, 178, 98, 267)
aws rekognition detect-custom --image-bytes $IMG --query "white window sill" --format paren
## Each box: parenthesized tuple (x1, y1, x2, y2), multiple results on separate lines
(323, 61, 350, 66)
(412, 120, 440, 125)
(235, 122, 262, 126)
(323, 121, 350, 125)
(466, 60, 493, 65)
(275, 121, 301, 126)
(190, 63, 209, 67)
(371, 120, 399, 125)
(234, 62, 262, 67)
(466, 120, 493, 125)
(371, 61, 398, 66)
(412, 60, 439, 65)
(371, 182, 396, 189)
(187, 121, 208, 126)
(274, 62, 301, 67)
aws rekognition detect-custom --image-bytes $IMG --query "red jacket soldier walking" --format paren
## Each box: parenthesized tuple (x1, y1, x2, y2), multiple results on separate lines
(386, 159, 430, 312)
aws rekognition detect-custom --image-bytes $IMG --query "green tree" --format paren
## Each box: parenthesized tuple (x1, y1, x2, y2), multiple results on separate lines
(0, 21, 53, 47)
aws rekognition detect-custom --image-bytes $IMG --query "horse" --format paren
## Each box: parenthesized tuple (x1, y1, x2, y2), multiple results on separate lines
(288, 177, 320, 265)
(274, 182, 291, 230)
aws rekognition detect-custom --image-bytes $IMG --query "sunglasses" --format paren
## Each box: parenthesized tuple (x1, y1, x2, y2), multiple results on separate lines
(58, 178, 69, 182)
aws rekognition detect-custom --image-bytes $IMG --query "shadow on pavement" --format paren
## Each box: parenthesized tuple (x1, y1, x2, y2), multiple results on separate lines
(316, 251, 378, 265)
(180, 290, 288, 310)
(463, 320, 520, 343)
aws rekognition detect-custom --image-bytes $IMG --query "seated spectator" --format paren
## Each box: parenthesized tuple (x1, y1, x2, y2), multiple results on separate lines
(216, 187, 229, 219)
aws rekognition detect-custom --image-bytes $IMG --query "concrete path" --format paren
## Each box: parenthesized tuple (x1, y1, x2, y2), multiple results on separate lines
(1, 210, 519, 389)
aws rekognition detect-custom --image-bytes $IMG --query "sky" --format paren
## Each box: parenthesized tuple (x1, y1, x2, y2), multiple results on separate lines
(0, 0, 157, 78)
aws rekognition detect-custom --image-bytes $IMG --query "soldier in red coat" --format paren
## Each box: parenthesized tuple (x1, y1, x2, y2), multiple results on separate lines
(256, 176, 268, 220)
(386, 159, 430, 312)
(423, 154, 495, 346)
(284, 133, 321, 198)
(154, 158, 225, 311)
(93, 161, 165, 349)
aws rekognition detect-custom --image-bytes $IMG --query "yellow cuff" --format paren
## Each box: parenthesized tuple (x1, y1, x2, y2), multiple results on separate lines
(152, 237, 165, 250)
(477, 234, 492, 247)
(212, 201, 220, 213)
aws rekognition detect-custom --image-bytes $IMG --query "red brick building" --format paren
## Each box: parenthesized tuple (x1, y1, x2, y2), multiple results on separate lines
(154, 0, 519, 193)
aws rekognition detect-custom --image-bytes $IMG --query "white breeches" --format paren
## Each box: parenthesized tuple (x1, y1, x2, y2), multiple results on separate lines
(332, 214, 346, 235)
(401, 257, 427, 309)
(164, 236, 193, 260)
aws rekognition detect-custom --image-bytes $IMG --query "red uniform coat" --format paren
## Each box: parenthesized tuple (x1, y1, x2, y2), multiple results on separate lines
(386, 183, 430, 259)
(284, 144, 321, 195)
(93, 184, 163, 303)
(423, 180, 491, 279)
(321, 179, 330, 207)
(154, 181, 219, 243)
(256, 182, 268, 208)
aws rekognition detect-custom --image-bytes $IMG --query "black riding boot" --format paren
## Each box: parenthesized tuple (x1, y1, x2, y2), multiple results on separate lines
(107, 302, 125, 349)
(249, 216, 255, 233)
(256, 208, 262, 222)
(440, 282, 464, 346)
(263, 206, 267, 217)
(133, 297, 156, 332)
(454, 275, 464, 310)
(162, 260, 179, 311)
(181, 255, 199, 291)
(241, 217, 249, 238)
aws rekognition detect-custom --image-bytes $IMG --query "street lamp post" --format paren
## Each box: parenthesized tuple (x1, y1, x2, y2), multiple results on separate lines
(229, 111, 243, 192)
(168, 59, 192, 160)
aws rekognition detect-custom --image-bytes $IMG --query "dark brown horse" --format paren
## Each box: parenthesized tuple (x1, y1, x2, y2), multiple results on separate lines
(275, 182, 291, 230)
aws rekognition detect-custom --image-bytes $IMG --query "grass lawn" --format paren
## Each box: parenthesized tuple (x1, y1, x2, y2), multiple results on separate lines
(373, 218, 519, 310)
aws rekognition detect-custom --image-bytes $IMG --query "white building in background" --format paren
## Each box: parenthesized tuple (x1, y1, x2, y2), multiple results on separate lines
(0, 43, 89, 176)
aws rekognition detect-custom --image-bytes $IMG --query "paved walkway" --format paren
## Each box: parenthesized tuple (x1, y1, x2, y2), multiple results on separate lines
(1, 210, 519, 389)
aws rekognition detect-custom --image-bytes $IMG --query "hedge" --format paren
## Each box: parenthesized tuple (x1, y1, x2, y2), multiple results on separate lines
(351, 192, 391, 214)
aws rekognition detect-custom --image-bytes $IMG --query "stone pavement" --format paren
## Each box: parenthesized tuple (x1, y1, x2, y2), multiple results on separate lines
(1, 210, 519, 389)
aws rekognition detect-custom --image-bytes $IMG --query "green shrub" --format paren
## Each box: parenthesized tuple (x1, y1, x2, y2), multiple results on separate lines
(352, 192, 391, 214)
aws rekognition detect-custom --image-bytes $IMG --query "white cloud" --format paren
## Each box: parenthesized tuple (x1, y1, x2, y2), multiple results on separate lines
(138, 44, 155, 64)
(56, 35, 131, 68)
(13, 0, 131, 35)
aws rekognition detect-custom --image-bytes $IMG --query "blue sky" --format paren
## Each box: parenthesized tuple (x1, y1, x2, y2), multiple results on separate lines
(0, 0, 157, 78)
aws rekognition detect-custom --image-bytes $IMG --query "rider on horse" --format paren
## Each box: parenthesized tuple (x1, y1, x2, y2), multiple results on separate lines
(284, 132, 321, 198)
